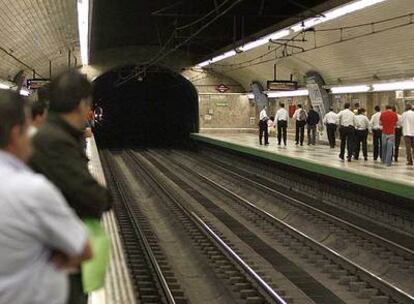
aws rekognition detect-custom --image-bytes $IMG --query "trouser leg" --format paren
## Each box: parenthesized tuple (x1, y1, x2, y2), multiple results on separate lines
(299, 123, 305, 145)
(395, 128, 402, 161)
(381, 134, 387, 163)
(277, 123, 282, 144)
(347, 127, 354, 160)
(311, 126, 316, 144)
(405, 136, 414, 165)
(259, 121, 267, 144)
(339, 127, 346, 158)
(362, 130, 368, 159)
(295, 123, 299, 144)
(373, 130, 382, 160)
(68, 274, 88, 304)
(354, 131, 361, 159)
(326, 125, 333, 147)
(264, 126, 269, 144)
(384, 135, 394, 166)
(307, 126, 311, 144)
(282, 124, 287, 145)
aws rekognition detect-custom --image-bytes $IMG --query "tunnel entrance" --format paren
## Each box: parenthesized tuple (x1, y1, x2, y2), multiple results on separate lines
(93, 65, 199, 148)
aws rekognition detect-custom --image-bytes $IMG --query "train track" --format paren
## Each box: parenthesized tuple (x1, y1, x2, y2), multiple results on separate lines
(137, 148, 414, 304)
(103, 150, 289, 304)
(101, 151, 185, 304)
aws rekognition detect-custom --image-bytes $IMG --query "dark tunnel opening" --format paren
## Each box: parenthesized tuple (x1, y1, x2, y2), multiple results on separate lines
(92, 65, 199, 148)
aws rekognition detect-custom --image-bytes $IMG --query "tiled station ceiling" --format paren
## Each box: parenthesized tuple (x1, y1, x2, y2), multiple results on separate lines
(0, 0, 79, 81)
(211, 0, 414, 88)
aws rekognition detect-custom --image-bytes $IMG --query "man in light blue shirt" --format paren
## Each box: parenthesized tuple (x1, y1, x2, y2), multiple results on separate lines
(0, 90, 91, 304)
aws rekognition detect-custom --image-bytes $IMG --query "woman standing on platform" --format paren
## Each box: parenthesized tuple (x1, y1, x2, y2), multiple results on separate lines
(354, 108, 369, 161)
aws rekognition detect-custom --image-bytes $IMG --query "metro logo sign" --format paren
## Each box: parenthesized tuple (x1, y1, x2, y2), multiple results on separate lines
(216, 84, 230, 93)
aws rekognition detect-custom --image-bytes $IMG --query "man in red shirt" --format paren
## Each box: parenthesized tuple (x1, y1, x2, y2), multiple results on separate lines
(380, 105, 398, 166)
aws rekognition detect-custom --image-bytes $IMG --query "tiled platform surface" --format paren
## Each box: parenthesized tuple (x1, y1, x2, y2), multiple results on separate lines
(191, 132, 414, 200)
(86, 137, 136, 304)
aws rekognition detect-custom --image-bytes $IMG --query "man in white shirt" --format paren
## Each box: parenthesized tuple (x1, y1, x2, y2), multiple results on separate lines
(337, 103, 356, 161)
(275, 102, 288, 146)
(354, 108, 370, 161)
(401, 103, 414, 165)
(0, 90, 91, 304)
(323, 108, 337, 148)
(369, 105, 382, 160)
(259, 105, 269, 145)
(292, 104, 307, 146)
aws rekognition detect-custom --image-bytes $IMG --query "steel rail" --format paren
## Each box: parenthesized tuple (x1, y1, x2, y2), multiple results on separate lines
(159, 149, 414, 304)
(127, 150, 287, 304)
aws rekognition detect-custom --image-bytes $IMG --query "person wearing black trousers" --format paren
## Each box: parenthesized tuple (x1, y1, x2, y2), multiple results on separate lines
(323, 109, 338, 148)
(370, 105, 382, 160)
(354, 108, 370, 160)
(259, 105, 269, 145)
(275, 102, 288, 146)
(337, 103, 356, 161)
(392, 106, 403, 161)
(293, 104, 307, 146)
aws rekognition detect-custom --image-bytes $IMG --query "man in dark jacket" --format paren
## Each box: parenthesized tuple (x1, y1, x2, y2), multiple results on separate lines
(306, 105, 320, 145)
(30, 70, 111, 304)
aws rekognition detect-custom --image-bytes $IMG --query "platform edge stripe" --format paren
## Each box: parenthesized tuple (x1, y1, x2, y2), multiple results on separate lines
(190, 133, 414, 201)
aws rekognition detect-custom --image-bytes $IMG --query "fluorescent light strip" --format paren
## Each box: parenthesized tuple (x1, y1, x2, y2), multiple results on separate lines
(77, 0, 90, 65)
(210, 50, 237, 63)
(291, 0, 387, 32)
(20, 89, 30, 96)
(196, 0, 387, 67)
(267, 89, 309, 98)
(372, 81, 414, 91)
(240, 29, 290, 52)
(330, 85, 370, 94)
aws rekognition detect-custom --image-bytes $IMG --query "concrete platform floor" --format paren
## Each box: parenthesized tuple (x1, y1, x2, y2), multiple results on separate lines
(197, 132, 414, 189)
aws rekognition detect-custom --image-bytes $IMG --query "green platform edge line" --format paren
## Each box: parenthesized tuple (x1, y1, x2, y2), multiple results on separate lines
(191, 133, 414, 201)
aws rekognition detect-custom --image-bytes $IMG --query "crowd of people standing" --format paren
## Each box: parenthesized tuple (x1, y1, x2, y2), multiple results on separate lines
(258, 102, 414, 167)
(0, 70, 111, 304)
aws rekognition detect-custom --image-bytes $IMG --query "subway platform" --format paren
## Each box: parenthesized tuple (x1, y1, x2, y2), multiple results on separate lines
(191, 132, 414, 201)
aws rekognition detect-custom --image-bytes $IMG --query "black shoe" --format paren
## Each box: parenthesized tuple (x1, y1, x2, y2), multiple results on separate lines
(295, 142, 298, 145)
(407, 162, 413, 166)
(277, 142, 281, 146)
(354, 157, 358, 160)
(339, 154, 344, 160)
(347, 158, 352, 162)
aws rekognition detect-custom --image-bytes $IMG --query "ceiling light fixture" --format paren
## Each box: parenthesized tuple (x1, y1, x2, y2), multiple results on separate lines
(0, 83, 11, 90)
(19, 89, 30, 96)
(330, 85, 371, 94)
(77, 0, 90, 65)
(240, 30, 291, 52)
(195, 0, 387, 68)
(291, 0, 387, 32)
(210, 50, 237, 63)
(266, 89, 309, 98)
(372, 81, 414, 92)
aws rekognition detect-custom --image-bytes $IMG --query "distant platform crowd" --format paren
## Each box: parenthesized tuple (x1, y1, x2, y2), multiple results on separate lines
(259, 102, 414, 167)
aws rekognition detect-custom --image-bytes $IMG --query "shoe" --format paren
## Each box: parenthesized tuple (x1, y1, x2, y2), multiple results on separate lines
(407, 162, 413, 166)
(300, 143, 303, 146)
(354, 157, 359, 160)
(364, 157, 368, 161)
(339, 154, 344, 160)
(347, 158, 352, 162)
(277, 143, 281, 146)
(295, 142, 298, 145)
(259, 143, 262, 145)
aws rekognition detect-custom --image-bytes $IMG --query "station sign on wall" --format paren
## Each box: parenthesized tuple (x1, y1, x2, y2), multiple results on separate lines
(267, 80, 297, 91)
(27, 78, 50, 90)
(215, 84, 230, 93)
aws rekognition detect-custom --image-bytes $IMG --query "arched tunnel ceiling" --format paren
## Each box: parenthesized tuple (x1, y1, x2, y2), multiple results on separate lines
(0, 0, 80, 81)
(90, 0, 341, 65)
(209, 0, 414, 89)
